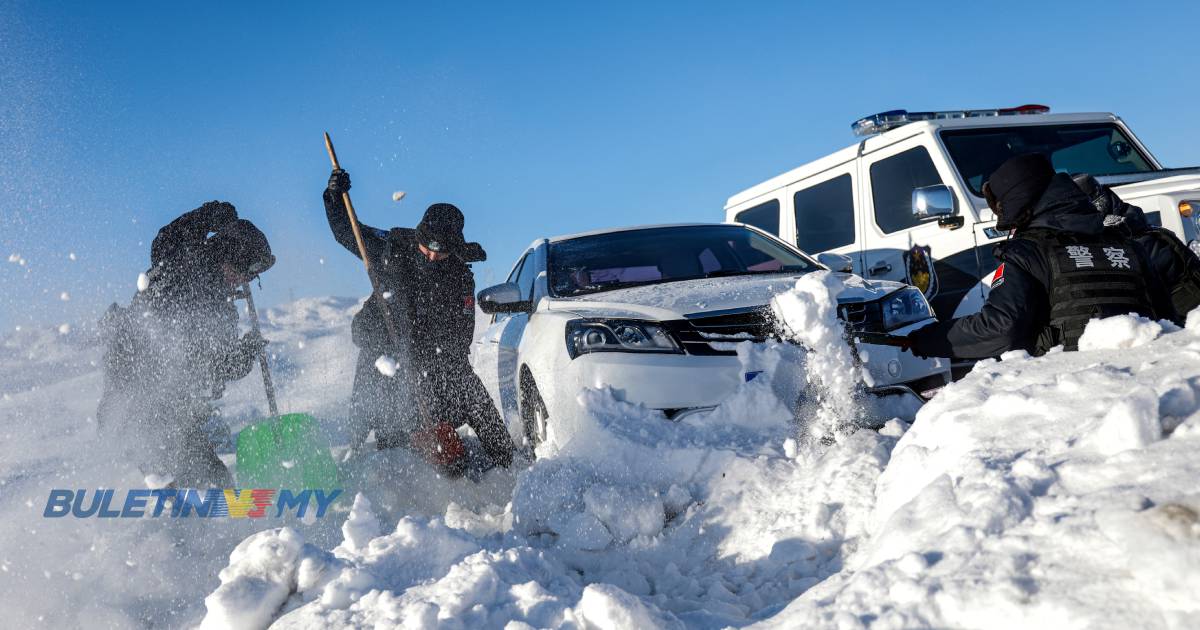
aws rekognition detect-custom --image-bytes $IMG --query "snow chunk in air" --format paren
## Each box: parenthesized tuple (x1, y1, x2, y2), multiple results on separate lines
(374, 355, 399, 377)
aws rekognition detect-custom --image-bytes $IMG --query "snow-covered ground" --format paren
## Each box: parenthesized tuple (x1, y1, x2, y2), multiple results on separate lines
(1, 280, 1198, 628)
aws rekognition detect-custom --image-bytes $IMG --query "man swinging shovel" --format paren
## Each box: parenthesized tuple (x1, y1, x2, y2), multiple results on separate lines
(322, 133, 515, 477)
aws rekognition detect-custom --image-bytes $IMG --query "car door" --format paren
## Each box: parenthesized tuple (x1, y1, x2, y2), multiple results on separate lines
(858, 137, 983, 319)
(786, 165, 860, 272)
(478, 247, 541, 418)
(474, 252, 529, 417)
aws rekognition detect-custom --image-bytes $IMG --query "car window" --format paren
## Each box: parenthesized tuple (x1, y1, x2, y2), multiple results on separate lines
(548, 225, 816, 297)
(793, 174, 854, 252)
(506, 255, 526, 285)
(514, 251, 537, 300)
(734, 199, 780, 236)
(941, 123, 1155, 195)
(870, 146, 943, 234)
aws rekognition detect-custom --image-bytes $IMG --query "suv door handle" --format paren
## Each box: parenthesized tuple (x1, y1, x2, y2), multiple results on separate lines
(868, 262, 893, 276)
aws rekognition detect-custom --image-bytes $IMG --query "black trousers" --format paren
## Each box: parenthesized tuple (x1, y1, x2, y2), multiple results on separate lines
(416, 359, 515, 468)
(350, 351, 514, 468)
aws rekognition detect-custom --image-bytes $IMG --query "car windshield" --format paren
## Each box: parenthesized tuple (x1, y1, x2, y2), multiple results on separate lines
(941, 123, 1156, 195)
(548, 225, 816, 298)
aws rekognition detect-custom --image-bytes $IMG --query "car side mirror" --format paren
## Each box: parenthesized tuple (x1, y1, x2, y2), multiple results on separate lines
(816, 252, 853, 273)
(912, 185, 958, 220)
(478, 282, 532, 314)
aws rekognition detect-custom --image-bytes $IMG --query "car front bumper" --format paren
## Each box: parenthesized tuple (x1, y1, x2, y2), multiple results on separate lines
(541, 329, 948, 419)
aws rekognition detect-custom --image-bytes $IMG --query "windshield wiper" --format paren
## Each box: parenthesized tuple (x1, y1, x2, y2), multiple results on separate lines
(574, 279, 662, 293)
(704, 266, 808, 279)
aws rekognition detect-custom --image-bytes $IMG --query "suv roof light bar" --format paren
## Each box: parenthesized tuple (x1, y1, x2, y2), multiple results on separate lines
(851, 104, 1050, 137)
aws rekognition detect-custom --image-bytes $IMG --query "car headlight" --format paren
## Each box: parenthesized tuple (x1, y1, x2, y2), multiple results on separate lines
(565, 319, 683, 359)
(880, 288, 933, 331)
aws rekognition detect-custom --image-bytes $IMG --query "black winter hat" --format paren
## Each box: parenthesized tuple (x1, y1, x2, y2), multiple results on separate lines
(984, 153, 1056, 231)
(210, 218, 275, 277)
(415, 203, 466, 254)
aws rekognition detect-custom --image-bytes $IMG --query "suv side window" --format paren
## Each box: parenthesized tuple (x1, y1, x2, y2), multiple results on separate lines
(870, 146, 943, 234)
(793, 174, 854, 252)
(734, 199, 780, 236)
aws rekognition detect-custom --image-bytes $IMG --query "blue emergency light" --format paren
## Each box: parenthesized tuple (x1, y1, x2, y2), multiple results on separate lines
(851, 104, 1049, 137)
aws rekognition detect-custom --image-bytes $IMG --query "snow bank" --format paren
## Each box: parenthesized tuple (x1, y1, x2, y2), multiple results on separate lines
(219, 307, 1200, 629)
(756, 316, 1200, 629)
(1077, 312, 1166, 350)
(10, 289, 1200, 629)
(213, 277, 914, 628)
(201, 528, 333, 630)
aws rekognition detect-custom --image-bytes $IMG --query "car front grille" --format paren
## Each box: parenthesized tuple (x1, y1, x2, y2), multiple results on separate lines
(663, 307, 776, 356)
(665, 303, 886, 356)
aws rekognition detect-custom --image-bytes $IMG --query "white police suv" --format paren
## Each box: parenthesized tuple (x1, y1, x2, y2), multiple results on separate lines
(725, 105, 1200, 322)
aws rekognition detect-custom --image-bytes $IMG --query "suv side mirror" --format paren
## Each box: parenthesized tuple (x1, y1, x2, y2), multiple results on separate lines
(478, 282, 532, 314)
(912, 185, 958, 220)
(816, 252, 853, 273)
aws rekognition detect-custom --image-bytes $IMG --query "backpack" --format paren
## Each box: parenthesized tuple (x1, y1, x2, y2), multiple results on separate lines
(1142, 228, 1200, 317)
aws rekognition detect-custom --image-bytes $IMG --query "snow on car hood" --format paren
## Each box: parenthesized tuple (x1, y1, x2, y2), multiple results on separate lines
(545, 272, 906, 321)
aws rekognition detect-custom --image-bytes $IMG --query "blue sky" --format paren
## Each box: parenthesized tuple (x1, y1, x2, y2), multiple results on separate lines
(2, 1, 1198, 332)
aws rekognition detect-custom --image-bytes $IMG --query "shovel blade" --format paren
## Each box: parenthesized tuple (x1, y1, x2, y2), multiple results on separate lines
(235, 413, 339, 490)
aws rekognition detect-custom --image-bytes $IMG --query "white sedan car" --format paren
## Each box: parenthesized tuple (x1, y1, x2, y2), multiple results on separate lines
(472, 223, 948, 449)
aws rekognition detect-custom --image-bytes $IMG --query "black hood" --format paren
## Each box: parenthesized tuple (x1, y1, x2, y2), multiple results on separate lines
(1018, 173, 1106, 236)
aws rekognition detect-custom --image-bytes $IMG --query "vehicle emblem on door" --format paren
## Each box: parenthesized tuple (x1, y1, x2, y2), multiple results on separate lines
(903, 244, 939, 300)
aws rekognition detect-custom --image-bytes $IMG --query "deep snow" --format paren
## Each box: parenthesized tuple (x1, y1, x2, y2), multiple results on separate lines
(1, 278, 1198, 629)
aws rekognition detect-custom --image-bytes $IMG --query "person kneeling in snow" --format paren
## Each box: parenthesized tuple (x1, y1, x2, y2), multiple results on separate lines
(1073, 173, 1200, 318)
(98, 201, 275, 487)
(905, 153, 1177, 360)
(323, 169, 515, 474)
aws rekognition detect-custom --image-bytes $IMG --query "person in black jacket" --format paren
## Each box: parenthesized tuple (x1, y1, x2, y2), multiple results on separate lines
(323, 169, 515, 471)
(1073, 173, 1200, 317)
(98, 201, 275, 487)
(906, 154, 1176, 360)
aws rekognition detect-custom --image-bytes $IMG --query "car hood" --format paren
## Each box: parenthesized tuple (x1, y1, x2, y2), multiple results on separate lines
(545, 273, 906, 321)
(1107, 172, 1200, 201)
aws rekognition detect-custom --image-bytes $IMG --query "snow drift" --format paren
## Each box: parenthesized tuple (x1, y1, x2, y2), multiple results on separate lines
(3, 283, 1199, 629)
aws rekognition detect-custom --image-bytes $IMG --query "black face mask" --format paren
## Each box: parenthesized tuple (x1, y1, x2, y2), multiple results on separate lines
(414, 249, 447, 272)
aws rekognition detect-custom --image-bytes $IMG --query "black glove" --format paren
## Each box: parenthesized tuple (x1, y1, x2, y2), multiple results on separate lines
(215, 331, 268, 382)
(238, 330, 269, 358)
(852, 331, 912, 352)
(197, 200, 238, 228)
(328, 169, 351, 195)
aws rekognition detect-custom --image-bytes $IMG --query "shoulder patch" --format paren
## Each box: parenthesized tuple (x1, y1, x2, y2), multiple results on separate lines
(990, 263, 1006, 289)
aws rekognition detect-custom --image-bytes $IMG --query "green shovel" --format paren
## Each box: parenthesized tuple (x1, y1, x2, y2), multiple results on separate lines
(234, 284, 339, 491)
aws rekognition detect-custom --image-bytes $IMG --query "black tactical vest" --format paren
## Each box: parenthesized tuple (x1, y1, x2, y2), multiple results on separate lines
(1027, 230, 1156, 354)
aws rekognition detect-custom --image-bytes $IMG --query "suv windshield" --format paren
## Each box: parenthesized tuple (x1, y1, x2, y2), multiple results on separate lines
(548, 225, 815, 297)
(941, 123, 1155, 195)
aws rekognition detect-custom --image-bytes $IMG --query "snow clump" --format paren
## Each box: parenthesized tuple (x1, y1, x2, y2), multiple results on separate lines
(771, 270, 865, 437)
(1078, 313, 1164, 350)
(373, 355, 398, 377)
